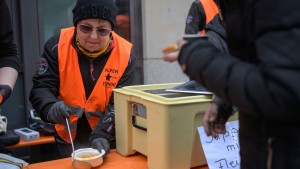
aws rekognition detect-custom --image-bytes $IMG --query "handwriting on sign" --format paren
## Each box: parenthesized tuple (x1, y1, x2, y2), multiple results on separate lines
(215, 157, 240, 169)
(205, 127, 239, 143)
(198, 121, 240, 169)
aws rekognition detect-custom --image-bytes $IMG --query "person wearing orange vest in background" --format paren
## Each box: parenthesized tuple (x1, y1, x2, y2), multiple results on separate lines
(29, 0, 136, 159)
(185, 0, 219, 34)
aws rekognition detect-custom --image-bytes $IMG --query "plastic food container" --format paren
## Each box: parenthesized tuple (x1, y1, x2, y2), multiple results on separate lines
(114, 83, 238, 169)
(72, 148, 105, 167)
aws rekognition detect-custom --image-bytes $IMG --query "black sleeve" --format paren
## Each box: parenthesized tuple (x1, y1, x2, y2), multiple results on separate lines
(29, 34, 61, 122)
(184, 0, 206, 34)
(179, 1, 300, 123)
(0, 0, 20, 71)
(89, 104, 115, 144)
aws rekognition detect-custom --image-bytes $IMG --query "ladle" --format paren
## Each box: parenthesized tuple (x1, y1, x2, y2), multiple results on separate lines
(66, 118, 92, 169)
(66, 118, 75, 161)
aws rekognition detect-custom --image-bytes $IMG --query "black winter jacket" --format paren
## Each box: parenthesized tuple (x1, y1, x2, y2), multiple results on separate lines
(179, 1, 300, 169)
(205, 15, 234, 116)
(0, 0, 19, 71)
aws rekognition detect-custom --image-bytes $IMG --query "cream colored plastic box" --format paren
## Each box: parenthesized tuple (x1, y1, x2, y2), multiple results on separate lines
(114, 83, 236, 169)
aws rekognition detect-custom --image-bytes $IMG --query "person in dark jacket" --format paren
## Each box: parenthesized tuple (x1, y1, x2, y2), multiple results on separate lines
(168, 1, 234, 133)
(0, 0, 20, 155)
(30, 0, 136, 159)
(185, 0, 218, 34)
(0, 0, 20, 106)
(163, 0, 300, 168)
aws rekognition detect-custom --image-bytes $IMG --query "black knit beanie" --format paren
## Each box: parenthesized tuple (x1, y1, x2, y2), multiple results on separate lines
(72, 0, 118, 30)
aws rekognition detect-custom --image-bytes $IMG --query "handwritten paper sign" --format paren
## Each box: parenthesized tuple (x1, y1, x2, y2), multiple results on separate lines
(198, 121, 240, 169)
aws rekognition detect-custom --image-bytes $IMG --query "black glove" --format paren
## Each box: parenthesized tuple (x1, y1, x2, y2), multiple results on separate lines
(90, 138, 110, 159)
(47, 101, 84, 124)
(0, 85, 12, 105)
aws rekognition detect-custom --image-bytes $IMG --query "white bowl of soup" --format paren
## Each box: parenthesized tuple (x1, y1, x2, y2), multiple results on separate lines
(72, 148, 105, 167)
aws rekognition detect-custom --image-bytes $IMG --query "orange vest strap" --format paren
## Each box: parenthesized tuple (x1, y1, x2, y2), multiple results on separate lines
(200, 0, 219, 24)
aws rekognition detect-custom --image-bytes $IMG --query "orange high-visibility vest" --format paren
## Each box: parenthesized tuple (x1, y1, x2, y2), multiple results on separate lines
(56, 27, 132, 143)
(199, 0, 219, 34)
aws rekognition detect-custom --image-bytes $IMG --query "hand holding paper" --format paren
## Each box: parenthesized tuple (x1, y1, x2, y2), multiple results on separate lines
(203, 102, 226, 137)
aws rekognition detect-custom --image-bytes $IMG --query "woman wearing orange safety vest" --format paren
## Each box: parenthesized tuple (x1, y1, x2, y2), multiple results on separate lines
(185, 0, 219, 34)
(30, 0, 136, 159)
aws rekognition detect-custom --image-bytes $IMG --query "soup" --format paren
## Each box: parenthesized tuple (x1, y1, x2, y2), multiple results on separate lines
(78, 153, 99, 159)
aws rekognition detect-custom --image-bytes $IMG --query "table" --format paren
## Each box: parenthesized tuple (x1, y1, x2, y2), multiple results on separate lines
(6, 135, 55, 149)
(6, 135, 56, 163)
(27, 149, 209, 169)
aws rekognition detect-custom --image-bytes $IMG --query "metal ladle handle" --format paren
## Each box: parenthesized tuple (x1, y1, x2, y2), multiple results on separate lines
(66, 118, 75, 160)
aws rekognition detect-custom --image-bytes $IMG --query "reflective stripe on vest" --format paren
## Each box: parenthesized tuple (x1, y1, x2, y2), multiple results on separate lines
(56, 27, 132, 143)
(199, 0, 219, 34)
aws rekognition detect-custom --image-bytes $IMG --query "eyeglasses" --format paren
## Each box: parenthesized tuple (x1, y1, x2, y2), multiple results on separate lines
(78, 24, 112, 36)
